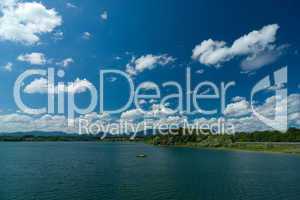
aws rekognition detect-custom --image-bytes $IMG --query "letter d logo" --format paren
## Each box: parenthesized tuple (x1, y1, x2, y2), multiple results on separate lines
(251, 67, 288, 132)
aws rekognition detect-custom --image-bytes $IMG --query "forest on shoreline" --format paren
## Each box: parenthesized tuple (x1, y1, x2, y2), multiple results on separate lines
(1, 128, 300, 154)
(145, 128, 300, 154)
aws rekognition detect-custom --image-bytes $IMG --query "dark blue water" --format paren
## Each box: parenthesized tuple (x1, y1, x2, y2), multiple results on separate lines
(0, 142, 300, 200)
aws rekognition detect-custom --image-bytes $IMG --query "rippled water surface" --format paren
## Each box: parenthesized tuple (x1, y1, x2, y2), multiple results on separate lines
(0, 142, 300, 200)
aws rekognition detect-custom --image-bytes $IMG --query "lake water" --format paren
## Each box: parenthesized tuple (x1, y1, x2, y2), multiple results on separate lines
(0, 142, 300, 200)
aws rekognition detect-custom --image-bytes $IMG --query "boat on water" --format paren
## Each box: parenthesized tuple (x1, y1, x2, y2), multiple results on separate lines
(136, 154, 147, 158)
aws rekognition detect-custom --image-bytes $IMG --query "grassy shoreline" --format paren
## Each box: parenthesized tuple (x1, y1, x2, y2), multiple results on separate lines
(182, 143, 300, 154)
(150, 142, 300, 155)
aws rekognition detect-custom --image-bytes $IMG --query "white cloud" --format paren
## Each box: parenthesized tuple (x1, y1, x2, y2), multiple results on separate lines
(82, 32, 91, 40)
(126, 54, 175, 76)
(225, 93, 299, 118)
(66, 2, 77, 8)
(196, 69, 205, 74)
(0, 93, 298, 134)
(289, 112, 300, 126)
(231, 96, 246, 102)
(222, 93, 300, 131)
(80, 112, 111, 124)
(150, 99, 158, 104)
(139, 81, 158, 90)
(240, 47, 283, 71)
(147, 104, 176, 118)
(0, 113, 71, 133)
(67, 78, 94, 94)
(193, 108, 299, 134)
(0, 113, 32, 123)
(0, 0, 16, 7)
(138, 99, 147, 105)
(100, 11, 108, 20)
(24, 78, 93, 94)
(0, 111, 113, 134)
(257, 93, 300, 117)
(266, 82, 286, 91)
(17, 52, 46, 65)
(126, 66, 137, 76)
(56, 58, 74, 68)
(0, 1, 62, 45)
(121, 108, 144, 122)
(226, 109, 300, 133)
(154, 116, 186, 127)
(121, 104, 176, 122)
(224, 99, 251, 117)
(23, 78, 49, 94)
(53, 30, 64, 41)
(3, 62, 12, 71)
(192, 24, 281, 70)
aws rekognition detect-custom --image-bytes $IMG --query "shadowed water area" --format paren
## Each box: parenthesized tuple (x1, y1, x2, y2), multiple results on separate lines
(0, 142, 300, 200)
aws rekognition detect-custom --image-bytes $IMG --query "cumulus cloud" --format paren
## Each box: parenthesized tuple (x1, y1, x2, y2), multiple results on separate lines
(192, 24, 281, 70)
(0, 113, 71, 133)
(24, 78, 93, 94)
(114, 56, 122, 60)
(225, 94, 288, 118)
(196, 69, 205, 74)
(227, 110, 300, 133)
(3, 62, 12, 71)
(56, 58, 74, 67)
(289, 112, 300, 126)
(53, 30, 64, 41)
(121, 104, 176, 122)
(147, 104, 176, 118)
(79, 112, 112, 126)
(256, 93, 300, 118)
(0, 94, 298, 134)
(17, 52, 47, 65)
(0, 0, 62, 45)
(231, 96, 246, 102)
(266, 82, 286, 92)
(82, 32, 91, 40)
(66, 2, 77, 8)
(0, 0, 16, 7)
(138, 99, 147, 105)
(0, 113, 32, 123)
(224, 99, 251, 117)
(126, 54, 175, 76)
(0, 112, 174, 134)
(139, 81, 158, 90)
(0, 111, 113, 134)
(23, 78, 49, 94)
(118, 93, 299, 133)
(240, 46, 285, 72)
(121, 109, 144, 122)
(222, 93, 300, 131)
(100, 11, 108, 20)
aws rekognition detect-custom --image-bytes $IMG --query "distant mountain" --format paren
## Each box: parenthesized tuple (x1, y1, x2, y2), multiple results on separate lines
(0, 130, 154, 138)
(0, 131, 70, 137)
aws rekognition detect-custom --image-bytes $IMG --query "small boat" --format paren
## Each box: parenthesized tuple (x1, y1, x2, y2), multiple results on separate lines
(136, 154, 147, 158)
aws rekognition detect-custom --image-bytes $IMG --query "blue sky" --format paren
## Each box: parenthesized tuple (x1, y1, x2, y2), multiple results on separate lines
(0, 0, 299, 133)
